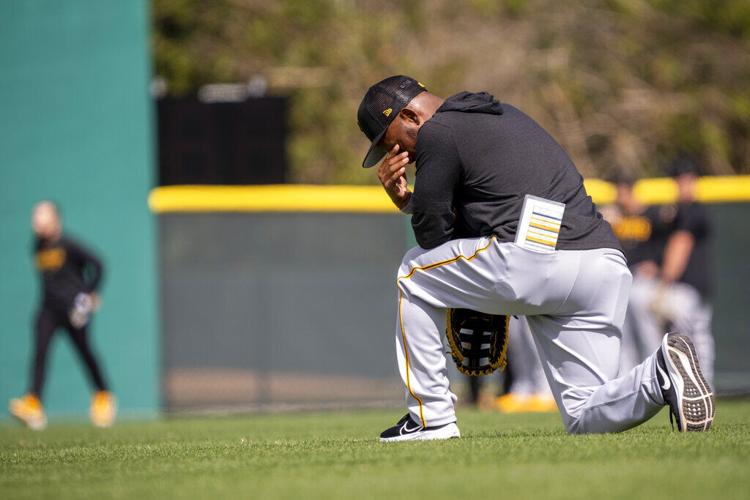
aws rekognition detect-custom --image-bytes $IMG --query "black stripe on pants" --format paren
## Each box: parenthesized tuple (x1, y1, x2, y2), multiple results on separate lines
(29, 307, 108, 398)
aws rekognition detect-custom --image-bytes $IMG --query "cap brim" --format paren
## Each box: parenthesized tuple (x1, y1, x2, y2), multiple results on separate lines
(362, 128, 388, 168)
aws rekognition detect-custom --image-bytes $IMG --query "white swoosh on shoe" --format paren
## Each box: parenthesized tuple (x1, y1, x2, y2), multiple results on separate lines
(657, 362, 671, 391)
(401, 423, 421, 434)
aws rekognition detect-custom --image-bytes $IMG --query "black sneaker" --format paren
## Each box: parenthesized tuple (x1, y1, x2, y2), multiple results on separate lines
(379, 414, 461, 443)
(656, 333, 715, 432)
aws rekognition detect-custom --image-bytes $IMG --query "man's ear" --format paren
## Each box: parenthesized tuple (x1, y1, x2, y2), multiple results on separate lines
(399, 107, 420, 125)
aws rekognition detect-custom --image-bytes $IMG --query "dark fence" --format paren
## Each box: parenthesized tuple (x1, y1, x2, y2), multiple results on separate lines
(708, 203, 750, 393)
(158, 202, 750, 412)
(159, 212, 407, 410)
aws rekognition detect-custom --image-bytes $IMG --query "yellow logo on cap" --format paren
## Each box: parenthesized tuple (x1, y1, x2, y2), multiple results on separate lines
(383, 108, 392, 117)
(417, 81, 426, 88)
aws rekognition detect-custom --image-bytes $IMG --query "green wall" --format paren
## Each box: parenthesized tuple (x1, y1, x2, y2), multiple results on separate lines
(0, 1, 158, 417)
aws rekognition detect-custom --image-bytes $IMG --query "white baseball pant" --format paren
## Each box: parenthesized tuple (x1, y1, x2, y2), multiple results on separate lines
(394, 236, 667, 434)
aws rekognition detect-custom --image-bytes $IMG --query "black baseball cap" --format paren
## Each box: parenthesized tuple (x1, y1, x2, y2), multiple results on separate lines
(609, 171, 638, 187)
(668, 154, 702, 178)
(357, 75, 427, 168)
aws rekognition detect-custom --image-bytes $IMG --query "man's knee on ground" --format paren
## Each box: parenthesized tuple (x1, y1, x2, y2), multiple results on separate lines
(563, 417, 590, 435)
(557, 388, 599, 435)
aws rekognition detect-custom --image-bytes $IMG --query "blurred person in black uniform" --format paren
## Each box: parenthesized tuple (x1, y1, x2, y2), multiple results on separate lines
(9, 201, 116, 430)
(624, 158, 715, 386)
(603, 174, 672, 373)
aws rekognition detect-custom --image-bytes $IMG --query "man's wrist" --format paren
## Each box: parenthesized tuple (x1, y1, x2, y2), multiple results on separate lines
(399, 192, 414, 214)
(659, 274, 675, 286)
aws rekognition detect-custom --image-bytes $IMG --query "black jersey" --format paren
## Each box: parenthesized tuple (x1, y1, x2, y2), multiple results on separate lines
(34, 235, 103, 312)
(409, 92, 621, 251)
(672, 202, 713, 298)
(610, 206, 664, 267)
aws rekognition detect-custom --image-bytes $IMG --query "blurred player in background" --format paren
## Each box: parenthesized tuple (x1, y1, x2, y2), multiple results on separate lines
(495, 316, 556, 413)
(626, 158, 716, 386)
(603, 174, 671, 373)
(9, 201, 116, 430)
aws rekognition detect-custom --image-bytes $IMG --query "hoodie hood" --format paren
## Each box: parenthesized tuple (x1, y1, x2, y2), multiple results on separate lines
(436, 91, 504, 116)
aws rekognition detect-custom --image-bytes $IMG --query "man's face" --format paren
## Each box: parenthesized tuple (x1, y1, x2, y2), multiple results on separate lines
(675, 173, 697, 202)
(32, 202, 61, 240)
(615, 183, 636, 212)
(380, 108, 421, 163)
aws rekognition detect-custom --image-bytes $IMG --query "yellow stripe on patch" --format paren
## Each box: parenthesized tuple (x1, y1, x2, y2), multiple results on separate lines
(529, 221, 560, 233)
(527, 226, 558, 239)
(527, 233, 558, 245)
(526, 235, 556, 247)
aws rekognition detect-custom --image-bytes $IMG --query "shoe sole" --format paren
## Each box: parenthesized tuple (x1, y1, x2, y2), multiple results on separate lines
(9, 407, 47, 431)
(90, 396, 117, 428)
(90, 409, 116, 428)
(379, 423, 461, 443)
(496, 396, 558, 414)
(662, 334, 715, 432)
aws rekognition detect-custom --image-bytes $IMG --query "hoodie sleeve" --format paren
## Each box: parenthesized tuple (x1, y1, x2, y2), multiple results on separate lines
(410, 121, 462, 249)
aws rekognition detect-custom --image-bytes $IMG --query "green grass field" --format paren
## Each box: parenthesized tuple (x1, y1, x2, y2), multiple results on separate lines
(2, 401, 749, 500)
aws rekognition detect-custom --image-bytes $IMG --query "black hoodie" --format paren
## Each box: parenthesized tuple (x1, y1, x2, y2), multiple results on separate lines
(34, 235, 103, 313)
(409, 92, 621, 252)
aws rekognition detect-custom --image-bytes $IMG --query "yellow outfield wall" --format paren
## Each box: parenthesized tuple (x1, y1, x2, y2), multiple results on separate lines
(149, 175, 750, 214)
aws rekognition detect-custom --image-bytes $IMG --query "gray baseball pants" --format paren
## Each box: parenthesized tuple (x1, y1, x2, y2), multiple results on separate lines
(394, 237, 666, 434)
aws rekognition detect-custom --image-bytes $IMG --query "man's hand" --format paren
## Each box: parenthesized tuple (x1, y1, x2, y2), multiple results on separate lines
(649, 282, 671, 323)
(634, 260, 658, 279)
(89, 292, 101, 311)
(377, 144, 412, 209)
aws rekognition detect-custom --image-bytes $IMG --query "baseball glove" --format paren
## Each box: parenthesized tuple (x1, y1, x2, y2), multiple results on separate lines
(445, 309, 510, 376)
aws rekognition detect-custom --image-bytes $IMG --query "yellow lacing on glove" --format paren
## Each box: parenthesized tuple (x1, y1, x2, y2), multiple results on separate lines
(445, 309, 510, 377)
